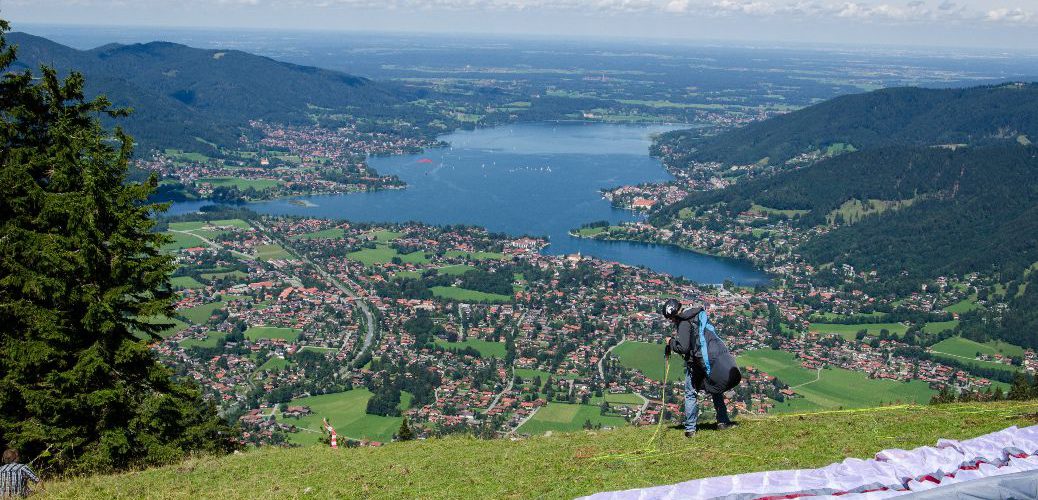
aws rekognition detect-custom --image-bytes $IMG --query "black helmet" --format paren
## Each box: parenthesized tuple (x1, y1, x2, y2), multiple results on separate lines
(662, 299, 681, 320)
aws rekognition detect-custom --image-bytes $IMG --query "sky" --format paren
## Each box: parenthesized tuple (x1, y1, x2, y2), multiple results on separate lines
(2, 0, 1038, 50)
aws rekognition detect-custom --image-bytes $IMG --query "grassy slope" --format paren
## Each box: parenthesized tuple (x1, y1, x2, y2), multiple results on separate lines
(737, 349, 933, 410)
(519, 402, 628, 434)
(809, 322, 909, 339)
(281, 389, 414, 445)
(42, 401, 1038, 499)
(611, 341, 686, 381)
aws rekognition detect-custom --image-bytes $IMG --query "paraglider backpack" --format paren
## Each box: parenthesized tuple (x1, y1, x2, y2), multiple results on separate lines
(695, 309, 743, 394)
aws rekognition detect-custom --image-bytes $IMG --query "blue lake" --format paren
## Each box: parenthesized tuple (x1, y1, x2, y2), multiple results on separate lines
(173, 122, 767, 285)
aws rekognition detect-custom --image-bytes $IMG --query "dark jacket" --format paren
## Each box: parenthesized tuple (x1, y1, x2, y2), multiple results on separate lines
(668, 306, 742, 394)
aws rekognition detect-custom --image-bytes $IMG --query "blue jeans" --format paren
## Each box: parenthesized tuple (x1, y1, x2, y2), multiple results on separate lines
(684, 368, 731, 432)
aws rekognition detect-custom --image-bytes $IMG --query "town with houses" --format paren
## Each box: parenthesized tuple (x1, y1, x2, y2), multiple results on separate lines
(152, 200, 1030, 448)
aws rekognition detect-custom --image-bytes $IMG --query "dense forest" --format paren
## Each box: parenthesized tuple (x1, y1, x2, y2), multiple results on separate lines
(6, 32, 450, 153)
(655, 83, 1038, 167)
(655, 143, 1038, 293)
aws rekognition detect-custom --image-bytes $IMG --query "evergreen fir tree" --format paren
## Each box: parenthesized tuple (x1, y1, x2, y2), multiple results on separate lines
(397, 417, 415, 441)
(0, 20, 235, 473)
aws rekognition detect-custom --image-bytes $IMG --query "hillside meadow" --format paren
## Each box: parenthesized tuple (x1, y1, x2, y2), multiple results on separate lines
(40, 401, 1038, 499)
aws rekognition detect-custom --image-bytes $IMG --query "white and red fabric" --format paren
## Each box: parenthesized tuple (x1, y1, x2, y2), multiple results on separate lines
(579, 425, 1038, 500)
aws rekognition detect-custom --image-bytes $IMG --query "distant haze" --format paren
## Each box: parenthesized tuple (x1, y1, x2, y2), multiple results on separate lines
(2, 0, 1038, 50)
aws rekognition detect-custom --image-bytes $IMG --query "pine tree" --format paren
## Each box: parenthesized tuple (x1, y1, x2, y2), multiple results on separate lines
(0, 20, 235, 473)
(397, 417, 415, 441)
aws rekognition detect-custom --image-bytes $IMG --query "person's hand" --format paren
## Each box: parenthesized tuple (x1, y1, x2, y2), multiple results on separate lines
(664, 338, 672, 358)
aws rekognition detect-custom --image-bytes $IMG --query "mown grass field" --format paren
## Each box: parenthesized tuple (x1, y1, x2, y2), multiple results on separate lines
(244, 326, 301, 342)
(602, 393, 645, 406)
(41, 401, 1038, 499)
(180, 301, 225, 324)
(257, 356, 291, 372)
(198, 177, 282, 190)
(611, 341, 686, 382)
(136, 315, 191, 339)
(922, 320, 960, 334)
(170, 276, 204, 289)
(254, 244, 292, 261)
(160, 232, 206, 251)
(945, 297, 980, 314)
(738, 349, 817, 386)
(279, 389, 413, 445)
(430, 286, 512, 303)
(291, 227, 346, 240)
(931, 336, 1025, 359)
(347, 246, 430, 267)
(445, 250, 508, 261)
(809, 322, 908, 339)
(737, 349, 933, 411)
(179, 332, 224, 350)
(201, 270, 248, 281)
(437, 264, 477, 276)
(519, 402, 628, 434)
(434, 338, 506, 358)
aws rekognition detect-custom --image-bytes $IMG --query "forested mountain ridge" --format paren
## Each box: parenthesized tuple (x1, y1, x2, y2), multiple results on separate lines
(655, 83, 1038, 168)
(5, 32, 439, 153)
(655, 144, 1038, 292)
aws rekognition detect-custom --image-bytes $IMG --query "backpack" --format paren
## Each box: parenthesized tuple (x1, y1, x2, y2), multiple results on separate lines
(695, 310, 743, 394)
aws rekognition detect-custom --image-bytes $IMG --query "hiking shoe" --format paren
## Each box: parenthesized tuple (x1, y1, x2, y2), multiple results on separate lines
(684, 431, 696, 438)
(717, 422, 733, 430)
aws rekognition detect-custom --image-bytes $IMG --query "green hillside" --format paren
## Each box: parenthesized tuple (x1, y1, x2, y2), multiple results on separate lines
(6, 32, 444, 153)
(656, 144, 1038, 292)
(655, 83, 1038, 167)
(40, 401, 1038, 499)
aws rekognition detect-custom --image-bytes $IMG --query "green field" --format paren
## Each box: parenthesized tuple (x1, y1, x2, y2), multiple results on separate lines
(737, 349, 933, 411)
(179, 332, 224, 350)
(163, 149, 211, 163)
(201, 270, 249, 281)
(181, 301, 225, 324)
(445, 250, 508, 261)
(750, 204, 810, 217)
(254, 244, 292, 261)
(167, 221, 208, 231)
(514, 368, 578, 381)
(292, 227, 346, 240)
(611, 341, 686, 382)
(430, 286, 512, 303)
(945, 298, 981, 314)
(808, 311, 888, 322)
(346, 246, 430, 267)
(137, 315, 191, 339)
(575, 226, 608, 237)
(161, 232, 206, 251)
(437, 264, 477, 276)
(281, 389, 412, 444)
(369, 230, 402, 242)
(198, 177, 282, 190)
(602, 393, 645, 406)
(170, 276, 204, 289)
(809, 322, 908, 340)
(244, 326, 301, 342)
(45, 401, 1038, 499)
(518, 402, 628, 434)
(434, 338, 506, 358)
(922, 320, 960, 334)
(257, 356, 291, 372)
(738, 349, 818, 386)
(931, 336, 1025, 359)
